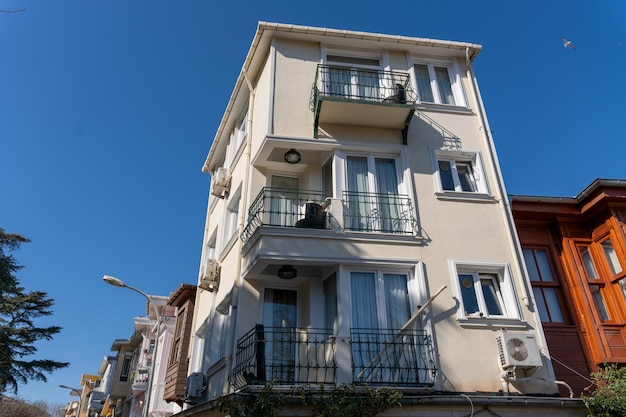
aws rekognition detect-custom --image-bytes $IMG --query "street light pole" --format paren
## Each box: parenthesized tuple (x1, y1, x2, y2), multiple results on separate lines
(103, 275, 162, 417)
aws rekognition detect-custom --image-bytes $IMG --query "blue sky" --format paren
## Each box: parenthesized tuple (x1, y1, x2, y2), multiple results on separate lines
(2, 0, 625, 405)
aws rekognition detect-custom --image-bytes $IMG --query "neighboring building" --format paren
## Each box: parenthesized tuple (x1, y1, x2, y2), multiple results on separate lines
(180, 22, 586, 416)
(511, 178, 626, 396)
(164, 284, 197, 407)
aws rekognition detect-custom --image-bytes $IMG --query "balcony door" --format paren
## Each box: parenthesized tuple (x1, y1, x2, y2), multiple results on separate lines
(345, 156, 401, 232)
(262, 288, 297, 382)
(269, 175, 299, 227)
(350, 271, 420, 384)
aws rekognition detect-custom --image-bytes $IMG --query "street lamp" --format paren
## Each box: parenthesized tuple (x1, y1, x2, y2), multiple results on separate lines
(59, 384, 81, 396)
(102, 275, 162, 417)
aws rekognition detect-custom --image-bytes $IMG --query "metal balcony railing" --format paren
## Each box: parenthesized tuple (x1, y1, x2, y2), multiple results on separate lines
(310, 65, 417, 109)
(230, 325, 336, 390)
(343, 191, 418, 234)
(241, 188, 329, 242)
(351, 328, 437, 386)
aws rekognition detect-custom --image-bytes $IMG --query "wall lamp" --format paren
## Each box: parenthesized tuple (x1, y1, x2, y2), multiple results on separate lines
(277, 265, 297, 279)
(284, 149, 301, 164)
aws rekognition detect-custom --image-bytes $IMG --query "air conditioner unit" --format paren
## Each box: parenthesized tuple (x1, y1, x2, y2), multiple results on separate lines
(199, 259, 220, 292)
(210, 167, 231, 198)
(184, 372, 206, 401)
(496, 332, 543, 369)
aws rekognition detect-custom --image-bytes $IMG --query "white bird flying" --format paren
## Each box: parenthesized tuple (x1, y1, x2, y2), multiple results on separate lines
(562, 37, 575, 49)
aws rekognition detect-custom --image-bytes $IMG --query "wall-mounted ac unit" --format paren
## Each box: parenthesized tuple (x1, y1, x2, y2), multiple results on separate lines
(496, 332, 543, 369)
(184, 372, 206, 402)
(199, 259, 220, 292)
(210, 167, 231, 198)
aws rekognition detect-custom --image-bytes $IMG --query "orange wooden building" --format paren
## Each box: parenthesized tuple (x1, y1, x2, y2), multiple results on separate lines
(511, 179, 626, 396)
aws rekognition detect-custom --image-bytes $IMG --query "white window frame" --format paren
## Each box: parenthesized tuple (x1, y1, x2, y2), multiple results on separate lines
(322, 49, 385, 99)
(345, 267, 419, 329)
(450, 261, 521, 322)
(411, 59, 467, 107)
(430, 147, 490, 198)
(222, 186, 241, 251)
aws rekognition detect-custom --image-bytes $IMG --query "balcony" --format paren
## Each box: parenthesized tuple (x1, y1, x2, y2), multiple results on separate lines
(131, 366, 150, 393)
(241, 188, 418, 243)
(343, 191, 418, 235)
(310, 65, 416, 139)
(229, 325, 436, 390)
(351, 328, 437, 387)
(241, 188, 329, 242)
(230, 325, 336, 390)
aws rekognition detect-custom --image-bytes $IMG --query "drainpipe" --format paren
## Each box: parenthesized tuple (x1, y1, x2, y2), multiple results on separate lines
(222, 68, 255, 395)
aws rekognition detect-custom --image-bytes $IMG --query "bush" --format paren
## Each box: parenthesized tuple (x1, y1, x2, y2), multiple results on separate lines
(582, 363, 626, 417)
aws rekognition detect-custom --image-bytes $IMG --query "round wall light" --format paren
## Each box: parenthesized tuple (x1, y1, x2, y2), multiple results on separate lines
(284, 149, 301, 164)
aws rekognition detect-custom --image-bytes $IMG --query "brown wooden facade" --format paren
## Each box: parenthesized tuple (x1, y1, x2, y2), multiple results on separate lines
(164, 284, 197, 406)
(511, 179, 626, 396)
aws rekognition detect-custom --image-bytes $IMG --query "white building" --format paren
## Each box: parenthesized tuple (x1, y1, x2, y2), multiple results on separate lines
(179, 22, 586, 417)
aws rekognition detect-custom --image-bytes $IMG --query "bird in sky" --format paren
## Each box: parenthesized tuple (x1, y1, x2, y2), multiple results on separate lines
(562, 36, 575, 49)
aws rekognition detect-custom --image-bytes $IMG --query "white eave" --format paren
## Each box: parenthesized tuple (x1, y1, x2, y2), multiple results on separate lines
(202, 21, 483, 173)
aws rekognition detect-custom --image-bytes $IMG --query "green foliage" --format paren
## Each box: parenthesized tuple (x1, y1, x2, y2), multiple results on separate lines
(299, 384, 402, 417)
(217, 384, 401, 417)
(218, 384, 285, 417)
(582, 363, 626, 417)
(0, 228, 69, 395)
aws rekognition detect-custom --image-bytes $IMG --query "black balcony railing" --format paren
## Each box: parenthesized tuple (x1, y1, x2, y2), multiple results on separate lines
(343, 191, 418, 234)
(241, 188, 329, 242)
(351, 328, 437, 386)
(310, 65, 417, 109)
(230, 325, 336, 390)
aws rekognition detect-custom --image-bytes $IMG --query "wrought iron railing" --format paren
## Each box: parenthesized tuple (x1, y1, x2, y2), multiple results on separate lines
(241, 188, 329, 242)
(343, 191, 418, 234)
(351, 328, 437, 386)
(310, 65, 417, 111)
(230, 325, 336, 389)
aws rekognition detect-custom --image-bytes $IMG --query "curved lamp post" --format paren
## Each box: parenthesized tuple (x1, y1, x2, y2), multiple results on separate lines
(103, 275, 161, 417)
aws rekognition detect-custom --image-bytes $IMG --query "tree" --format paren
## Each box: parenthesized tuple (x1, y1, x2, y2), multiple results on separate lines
(0, 229, 69, 395)
(0, 395, 51, 417)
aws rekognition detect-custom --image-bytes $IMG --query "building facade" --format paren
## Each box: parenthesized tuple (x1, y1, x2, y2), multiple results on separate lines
(511, 178, 626, 396)
(180, 22, 586, 416)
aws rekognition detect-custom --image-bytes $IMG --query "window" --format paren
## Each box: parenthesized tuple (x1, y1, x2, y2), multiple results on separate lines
(432, 149, 489, 196)
(601, 238, 623, 276)
(523, 248, 566, 323)
(413, 62, 465, 106)
(119, 352, 133, 382)
(168, 307, 188, 366)
(325, 53, 382, 101)
(438, 159, 476, 192)
(206, 229, 217, 261)
(452, 262, 519, 320)
(223, 187, 241, 244)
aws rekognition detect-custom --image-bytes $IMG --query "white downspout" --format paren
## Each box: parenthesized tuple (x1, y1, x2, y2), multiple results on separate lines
(222, 68, 255, 395)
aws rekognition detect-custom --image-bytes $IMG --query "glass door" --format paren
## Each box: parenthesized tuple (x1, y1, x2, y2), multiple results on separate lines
(270, 176, 299, 227)
(262, 288, 297, 382)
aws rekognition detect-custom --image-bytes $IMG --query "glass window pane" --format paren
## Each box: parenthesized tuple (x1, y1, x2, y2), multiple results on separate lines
(533, 287, 550, 322)
(523, 249, 541, 282)
(543, 288, 565, 323)
(351, 272, 379, 329)
(589, 285, 610, 321)
(580, 246, 599, 279)
(383, 274, 411, 330)
(535, 250, 555, 282)
(456, 162, 475, 192)
(438, 160, 455, 191)
(357, 69, 380, 100)
(458, 274, 479, 315)
(414, 64, 434, 102)
(328, 67, 351, 97)
(480, 276, 503, 316)
(602, 239, 623, 275)
(434, 66, 455, 105)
